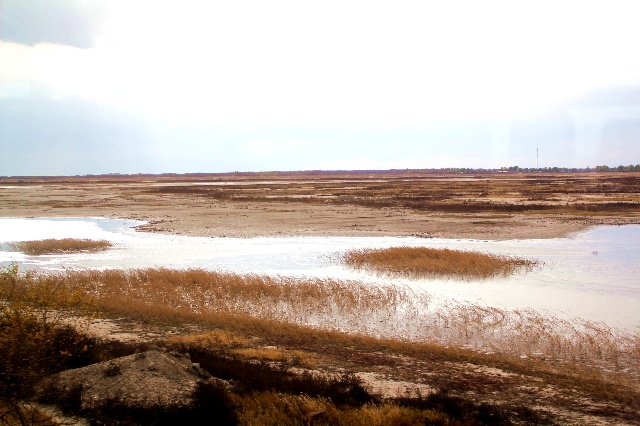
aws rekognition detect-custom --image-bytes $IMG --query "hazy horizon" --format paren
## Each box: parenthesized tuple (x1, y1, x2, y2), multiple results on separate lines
(2, 1, 640, 176)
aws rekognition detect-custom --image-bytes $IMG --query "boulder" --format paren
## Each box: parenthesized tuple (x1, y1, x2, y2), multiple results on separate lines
(38, 349, 225, 411)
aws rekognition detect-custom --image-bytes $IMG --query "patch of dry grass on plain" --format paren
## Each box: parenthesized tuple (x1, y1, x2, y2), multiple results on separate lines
(341, 247, 536, 279)
(235, 393, 439, 426)
(168, 331, 319, 368)
(9, 238, 112, 255)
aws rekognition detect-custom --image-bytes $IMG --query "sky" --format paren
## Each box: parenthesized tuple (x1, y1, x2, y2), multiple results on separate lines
(1, 0, 640, 176)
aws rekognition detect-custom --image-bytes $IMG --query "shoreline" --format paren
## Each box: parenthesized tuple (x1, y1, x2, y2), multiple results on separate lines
(3, 209, 637, 241)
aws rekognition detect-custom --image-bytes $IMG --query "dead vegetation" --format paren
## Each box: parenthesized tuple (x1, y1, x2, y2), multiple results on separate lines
(2, 172, 640, 241)
(12, 266, 637, 377)
(2, 264, 639, 424)
(140, 172, 640, 215)
(2, 172, 640, 218)
(37, 339, 542, 426)
(0, 264, 96, 425)
(9, 239, 112, 255)
(341, 246, 536, 279)
(0, 264, 533, 425)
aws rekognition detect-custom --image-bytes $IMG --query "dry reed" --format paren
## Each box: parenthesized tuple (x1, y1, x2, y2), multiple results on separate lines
(235, 393, 438, 426)
(4, 265, 639, 420)
(11, 267, 636, 379)
(9, 239, 113, 255)
(341, 246, 535, 279)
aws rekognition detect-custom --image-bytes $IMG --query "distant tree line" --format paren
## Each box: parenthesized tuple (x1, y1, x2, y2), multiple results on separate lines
(3, 165, 640, 180)
(152, 165, 640, 175)
(495, 164, 640, 173)
(592, 164, 640, 172)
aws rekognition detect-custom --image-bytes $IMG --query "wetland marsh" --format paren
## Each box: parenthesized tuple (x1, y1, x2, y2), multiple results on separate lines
(1, 172, 639, 424)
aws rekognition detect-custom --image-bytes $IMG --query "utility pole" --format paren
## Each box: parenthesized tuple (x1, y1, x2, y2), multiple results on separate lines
(537, 148, 539, 170)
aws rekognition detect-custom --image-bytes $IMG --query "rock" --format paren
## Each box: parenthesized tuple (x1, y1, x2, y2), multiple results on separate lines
(103, 362, 121, 377)
(37, 349, 226, 411)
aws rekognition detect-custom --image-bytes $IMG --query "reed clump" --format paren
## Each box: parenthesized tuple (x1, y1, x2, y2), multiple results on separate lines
(342, 247, 535, 279)
(10, 238, 113, 255)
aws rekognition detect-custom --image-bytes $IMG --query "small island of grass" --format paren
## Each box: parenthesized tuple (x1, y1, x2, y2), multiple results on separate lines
(342, 246, 535, 279)
(10, 238, 113, 255)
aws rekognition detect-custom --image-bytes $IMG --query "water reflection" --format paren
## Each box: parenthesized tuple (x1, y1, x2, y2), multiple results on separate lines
(0, 217, 638, 330)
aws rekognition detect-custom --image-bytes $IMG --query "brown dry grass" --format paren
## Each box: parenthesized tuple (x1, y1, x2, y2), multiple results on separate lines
(4, 266, 639, 423)
(341, 247, 535, 279)
(10, 267, 637, 378)
(232, 348, 318, 368)
(3, 172, 640, 218)
(9, 239, 112, 255)
(0, 401, 56, 426)
(139, 172, 640, 214)
(235, 393, 440, 426)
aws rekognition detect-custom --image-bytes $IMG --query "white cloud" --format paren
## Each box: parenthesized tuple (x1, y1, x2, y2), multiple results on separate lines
(305, 154, 500, 172)
(2, 1, 640, 174)
(241, 138, 302, 155)
(5, 1, 640, 127)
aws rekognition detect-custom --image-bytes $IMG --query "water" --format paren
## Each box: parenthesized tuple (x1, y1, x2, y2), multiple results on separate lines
(1, 217, 638, 331)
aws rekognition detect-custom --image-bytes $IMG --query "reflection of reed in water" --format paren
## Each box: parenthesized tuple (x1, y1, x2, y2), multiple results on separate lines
(15, 267, 638, 378)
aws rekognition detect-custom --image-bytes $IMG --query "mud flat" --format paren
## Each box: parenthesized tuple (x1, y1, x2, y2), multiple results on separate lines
(1, 172, 639, 239)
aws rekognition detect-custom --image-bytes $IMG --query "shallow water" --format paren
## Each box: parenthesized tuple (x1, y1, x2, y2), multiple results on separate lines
(0, 217, 638, 331)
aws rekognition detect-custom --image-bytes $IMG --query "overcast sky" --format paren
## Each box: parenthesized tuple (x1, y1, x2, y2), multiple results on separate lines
(1, 0, 640, 175)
